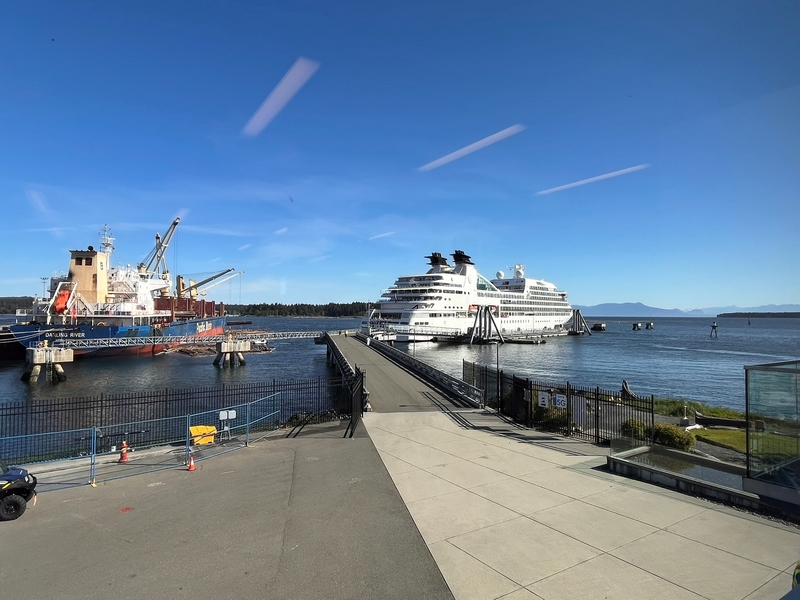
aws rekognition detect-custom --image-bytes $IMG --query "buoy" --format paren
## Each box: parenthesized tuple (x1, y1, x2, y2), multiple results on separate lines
(188, 455, 196, 472)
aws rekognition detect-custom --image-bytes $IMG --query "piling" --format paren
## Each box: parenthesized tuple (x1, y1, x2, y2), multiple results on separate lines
(21, 347, 74, 383)
(213, 340, 251, 367)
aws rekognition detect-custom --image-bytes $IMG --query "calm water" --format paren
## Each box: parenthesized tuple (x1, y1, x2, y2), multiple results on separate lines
(628, 451, 744, 490)
(2, 315, 798, 412)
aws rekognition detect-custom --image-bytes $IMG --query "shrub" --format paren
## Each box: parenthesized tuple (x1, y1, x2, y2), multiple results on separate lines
(649, 423, 696, 452)
(533, 406, 568, 428)
(621, 418, 648, 440)
(653, 399, 744, 420)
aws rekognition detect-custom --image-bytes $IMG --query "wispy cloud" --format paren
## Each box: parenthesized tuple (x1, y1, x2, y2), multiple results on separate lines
(536, 164, 650, 195)
(242, 57, 320, 137)
(180, 225, 252, 237)
(238, 244, 252, 251)
(26, 190, 51, 215)
(26, 190, 63, 238)
(369, 231, 395, 240)
(418, 124, 526, 172)
(275, 227, 288, 235)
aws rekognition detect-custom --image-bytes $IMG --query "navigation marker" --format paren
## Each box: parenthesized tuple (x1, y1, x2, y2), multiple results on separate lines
(242, 57, 320, 137)
(418, 124, 526, 172)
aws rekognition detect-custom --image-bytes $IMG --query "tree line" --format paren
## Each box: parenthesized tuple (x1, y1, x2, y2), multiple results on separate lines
(226, 302, 368, 318)
(0, 297, 33, 315)
(0, 296, 368, 318)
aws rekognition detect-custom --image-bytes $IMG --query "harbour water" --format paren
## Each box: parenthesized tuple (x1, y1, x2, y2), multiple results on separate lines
(1, 315, 798, 412)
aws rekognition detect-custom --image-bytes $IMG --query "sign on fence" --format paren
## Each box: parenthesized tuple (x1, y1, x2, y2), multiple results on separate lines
(571, 396, 587, 424)
(538, 391, 550, 408)
(553, 394, 567, 409)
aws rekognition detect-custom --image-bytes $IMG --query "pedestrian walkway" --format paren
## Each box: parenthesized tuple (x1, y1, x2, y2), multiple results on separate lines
(364, 411, 799, 600)
(4, 405, 799, 599)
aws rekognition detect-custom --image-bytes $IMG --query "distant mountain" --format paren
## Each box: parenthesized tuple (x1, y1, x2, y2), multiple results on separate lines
(700, 304, 800, 315)
(573, 303, 698, 317)
(574, 302, 800, 317)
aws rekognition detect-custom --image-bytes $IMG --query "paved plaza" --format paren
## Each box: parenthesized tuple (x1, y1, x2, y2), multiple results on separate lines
(2, 393, 798, 598)
(364, 410, 799, 600)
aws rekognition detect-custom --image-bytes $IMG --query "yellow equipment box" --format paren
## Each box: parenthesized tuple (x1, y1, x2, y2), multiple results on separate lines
(189, 425, 217, 445)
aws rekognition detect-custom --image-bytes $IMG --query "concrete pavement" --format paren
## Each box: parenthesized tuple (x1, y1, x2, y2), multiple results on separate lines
(364, 410, 800, 600)
(333, 334, 465, 412)
(3, 404, 799, 599)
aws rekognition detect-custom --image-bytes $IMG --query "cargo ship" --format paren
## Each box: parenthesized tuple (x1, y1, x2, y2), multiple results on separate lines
(9, 218, 240, 358)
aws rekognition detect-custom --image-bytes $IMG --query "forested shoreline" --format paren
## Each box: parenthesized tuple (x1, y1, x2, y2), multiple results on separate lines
(226, 302, 368, 318)
(0, 297, 33, 314)
(0, 297, 367, 318)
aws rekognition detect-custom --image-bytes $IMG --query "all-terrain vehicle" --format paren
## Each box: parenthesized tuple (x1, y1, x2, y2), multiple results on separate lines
(0, 455, 37, 521)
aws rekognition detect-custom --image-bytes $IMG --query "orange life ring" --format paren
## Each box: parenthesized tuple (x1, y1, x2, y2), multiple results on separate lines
(53, 289, 70, 314)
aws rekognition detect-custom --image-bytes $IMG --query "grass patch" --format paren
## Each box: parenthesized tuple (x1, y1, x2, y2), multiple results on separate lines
(694, 429, 746, 453)
(694, 429, 800, 459)
(654, 398, 744, 420)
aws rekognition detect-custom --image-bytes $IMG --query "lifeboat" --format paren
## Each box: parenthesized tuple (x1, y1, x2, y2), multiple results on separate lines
(53, 289, 71, 314)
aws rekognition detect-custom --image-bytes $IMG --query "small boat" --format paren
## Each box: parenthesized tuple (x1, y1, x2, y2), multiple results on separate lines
(590, 323, 606, 332)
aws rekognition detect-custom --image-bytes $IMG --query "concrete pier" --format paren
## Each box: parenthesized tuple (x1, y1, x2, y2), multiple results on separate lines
(21, 347, 74, 382)
(213, 340, 251, 367)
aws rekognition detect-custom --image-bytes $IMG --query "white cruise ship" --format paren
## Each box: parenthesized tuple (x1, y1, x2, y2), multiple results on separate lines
(361, 250, 573, 341)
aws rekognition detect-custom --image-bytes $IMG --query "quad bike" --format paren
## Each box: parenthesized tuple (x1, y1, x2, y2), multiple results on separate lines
(0, 455, 37, 521)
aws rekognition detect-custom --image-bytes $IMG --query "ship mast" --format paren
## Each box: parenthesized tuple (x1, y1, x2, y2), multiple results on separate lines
(99, 224, 115, 258)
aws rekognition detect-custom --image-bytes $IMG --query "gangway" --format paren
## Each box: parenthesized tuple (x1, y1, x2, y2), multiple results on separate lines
(38, 331, 324, 350)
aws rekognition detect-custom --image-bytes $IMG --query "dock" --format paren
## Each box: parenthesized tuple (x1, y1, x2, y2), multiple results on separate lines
(1, 333, 796, 600)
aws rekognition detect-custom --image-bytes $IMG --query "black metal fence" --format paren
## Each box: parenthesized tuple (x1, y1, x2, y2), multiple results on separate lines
(463, 360, 654, 444)
(0, 377, 352, 438)
(344, 366, 365, 438)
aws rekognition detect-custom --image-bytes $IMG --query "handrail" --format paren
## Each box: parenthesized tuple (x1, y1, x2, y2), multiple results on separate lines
(354, 333, 483, 408)
(37, 331, 323, 349)
(321, 332, 357, 382)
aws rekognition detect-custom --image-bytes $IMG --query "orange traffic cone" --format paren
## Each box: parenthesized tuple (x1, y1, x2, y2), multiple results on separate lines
(188, 455, 196, 472)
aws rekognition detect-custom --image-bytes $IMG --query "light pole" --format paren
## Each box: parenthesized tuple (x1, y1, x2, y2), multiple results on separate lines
(40, 277, 48, 299)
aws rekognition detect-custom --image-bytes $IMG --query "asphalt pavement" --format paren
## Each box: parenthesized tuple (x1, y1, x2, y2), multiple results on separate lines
(0, 420, 453, 600)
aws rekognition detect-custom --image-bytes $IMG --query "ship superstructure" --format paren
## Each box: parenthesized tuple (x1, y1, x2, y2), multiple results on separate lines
(361, 250, 572, 341)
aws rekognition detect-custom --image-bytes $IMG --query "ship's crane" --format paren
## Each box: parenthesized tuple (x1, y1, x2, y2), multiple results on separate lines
(176, 268, 237, 299)
(137, 217, 181, 278)
(193, 270, 244, 298)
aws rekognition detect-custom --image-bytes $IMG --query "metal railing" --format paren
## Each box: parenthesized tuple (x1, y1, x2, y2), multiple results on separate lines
(0, 393, 285, 491)
(36, 331, 323, 349)
(344, 366, 365, 439)
(0, 378, 349, 438)
(463, 360, 654, 444)
(322, 331, 357, 381)
(356, 333, 484, 407)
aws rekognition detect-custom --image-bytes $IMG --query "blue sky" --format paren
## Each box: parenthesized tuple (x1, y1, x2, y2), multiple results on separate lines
(1, 1, 798, 309)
